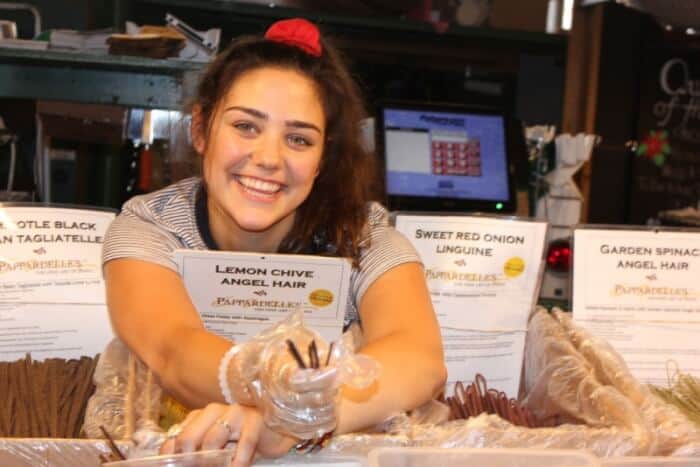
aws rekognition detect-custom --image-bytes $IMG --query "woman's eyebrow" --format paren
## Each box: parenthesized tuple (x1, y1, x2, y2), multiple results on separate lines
(224, 106, 267, 119)
(225, 106, 322, 135)
(286, 120, 322, 134)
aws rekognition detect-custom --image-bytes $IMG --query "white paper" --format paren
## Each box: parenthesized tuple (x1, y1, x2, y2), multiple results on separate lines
(0, 206, 115, 304)
(442, 327, 526, 398)
(576, 319, 700, 385)
(395, 214, 546, 397)
(395, 214, 547, 331)
(573, 228, 700, 383)
(176, 250, 351, 343)
(573, 229, 700, 324)
(0, 303, 113, 361)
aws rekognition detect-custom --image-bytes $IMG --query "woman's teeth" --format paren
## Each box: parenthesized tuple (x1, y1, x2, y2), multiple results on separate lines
(236, 175, 282, 194)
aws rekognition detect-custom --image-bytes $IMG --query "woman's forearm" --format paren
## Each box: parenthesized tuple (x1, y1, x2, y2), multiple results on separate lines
(153, 326, 233, 408)
(106, 260, 234, 409)
(335, 333, 447, 434)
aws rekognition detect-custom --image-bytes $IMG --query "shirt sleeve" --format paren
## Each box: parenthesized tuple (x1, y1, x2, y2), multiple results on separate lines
(102, 204, 182, 273)
(352, 203, 423, 305)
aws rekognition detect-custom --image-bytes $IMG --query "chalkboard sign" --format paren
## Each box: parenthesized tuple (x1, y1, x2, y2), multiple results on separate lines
(628, 46, 700, 224)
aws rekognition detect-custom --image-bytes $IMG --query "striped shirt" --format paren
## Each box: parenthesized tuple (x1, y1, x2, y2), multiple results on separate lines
(103, 177, 420, 324)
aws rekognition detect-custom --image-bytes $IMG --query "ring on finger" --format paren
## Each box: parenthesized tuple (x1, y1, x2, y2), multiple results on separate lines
(216, 419, 233, 436)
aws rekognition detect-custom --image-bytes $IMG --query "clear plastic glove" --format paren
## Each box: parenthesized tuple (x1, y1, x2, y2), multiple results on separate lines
(225, 311, 380, 440)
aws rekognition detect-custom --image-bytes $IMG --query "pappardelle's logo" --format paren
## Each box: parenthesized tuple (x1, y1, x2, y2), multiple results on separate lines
(211, 297, 302, 309)
(611, 284, 692, 297)
(425, 268, 503, 282)
(0, 259, 87, 274)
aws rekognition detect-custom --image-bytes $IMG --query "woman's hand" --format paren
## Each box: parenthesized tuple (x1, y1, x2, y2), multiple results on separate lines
(160, 403, 299, 467)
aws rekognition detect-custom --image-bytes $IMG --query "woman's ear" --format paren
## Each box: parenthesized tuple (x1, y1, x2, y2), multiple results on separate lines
(190, 104, 206, 155)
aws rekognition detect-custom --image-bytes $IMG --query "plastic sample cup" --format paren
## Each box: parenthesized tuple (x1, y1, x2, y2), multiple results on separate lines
(104, 449, 234, 467)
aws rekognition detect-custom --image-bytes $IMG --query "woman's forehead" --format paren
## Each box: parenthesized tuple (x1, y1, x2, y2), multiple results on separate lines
(223, 67, 323, 111)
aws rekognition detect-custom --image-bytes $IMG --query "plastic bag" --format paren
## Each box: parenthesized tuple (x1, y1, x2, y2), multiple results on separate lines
(321, 413, 644, 457)
(551, 308, 700, 455)
(82, 338, 162, 440)
(237, 310, 381, 439)
(85, 311, 380, 447)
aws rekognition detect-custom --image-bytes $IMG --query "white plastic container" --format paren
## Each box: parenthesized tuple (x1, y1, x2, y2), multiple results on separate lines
(368, 447, 602, 467)
(257, 454, 367, 467)
(602, 458, 700, 467)
(104, 449, 234, 467)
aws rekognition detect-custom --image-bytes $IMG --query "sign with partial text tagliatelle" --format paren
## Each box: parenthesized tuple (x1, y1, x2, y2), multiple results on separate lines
(175, 250, 350, 343)
(0, 205, 116, 361)
(573, 227, 700, 383)
(0, 206, 115, 305)
(0, 303, 113, 361)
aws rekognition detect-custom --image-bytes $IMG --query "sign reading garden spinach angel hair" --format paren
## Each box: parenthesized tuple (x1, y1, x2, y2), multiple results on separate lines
(572, 226, 700, 385)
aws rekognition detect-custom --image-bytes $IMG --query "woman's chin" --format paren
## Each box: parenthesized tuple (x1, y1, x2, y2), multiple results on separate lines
(234, 212, 288, 234)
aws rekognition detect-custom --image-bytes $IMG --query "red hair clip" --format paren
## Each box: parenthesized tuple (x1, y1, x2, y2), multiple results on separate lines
(264, 18, 322, 57)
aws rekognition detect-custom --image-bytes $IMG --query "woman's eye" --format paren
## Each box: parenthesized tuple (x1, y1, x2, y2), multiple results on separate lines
(233, 122, 258, 135)
(288, 134, 312, 147)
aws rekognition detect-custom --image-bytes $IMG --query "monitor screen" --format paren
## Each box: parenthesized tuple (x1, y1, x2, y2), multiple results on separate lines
(378, 101, 516, 213)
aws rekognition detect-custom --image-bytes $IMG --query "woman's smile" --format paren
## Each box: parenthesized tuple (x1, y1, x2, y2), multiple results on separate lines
(233, 174, 286, 202)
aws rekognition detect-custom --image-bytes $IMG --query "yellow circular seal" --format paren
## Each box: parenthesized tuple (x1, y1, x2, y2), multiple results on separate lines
(309, 289, 334, 307)
(503, 257, 525, 278)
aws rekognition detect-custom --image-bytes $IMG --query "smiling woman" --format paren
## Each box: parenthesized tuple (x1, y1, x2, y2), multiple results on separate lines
(89, 18, 446, 467)
(195, 67, 325, 251)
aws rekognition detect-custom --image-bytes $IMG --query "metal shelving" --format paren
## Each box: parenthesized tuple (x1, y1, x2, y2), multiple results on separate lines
(0, 47, 203, 110)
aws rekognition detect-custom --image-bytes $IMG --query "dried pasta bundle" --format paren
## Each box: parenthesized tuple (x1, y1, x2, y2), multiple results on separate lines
(443, 373, 540, 428)
(650, 372, 700, 428)
(0, 354, 98, 438)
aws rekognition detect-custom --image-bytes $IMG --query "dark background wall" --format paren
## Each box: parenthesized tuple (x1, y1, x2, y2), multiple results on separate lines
(0, 0, 566, 207)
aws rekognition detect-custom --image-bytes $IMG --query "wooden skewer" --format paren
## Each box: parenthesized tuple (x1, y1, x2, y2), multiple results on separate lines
(286, 339, 307, 369)
(100, 425, 126, 460)
(308, 341, 319, 369)
(325, 342, 334, 366)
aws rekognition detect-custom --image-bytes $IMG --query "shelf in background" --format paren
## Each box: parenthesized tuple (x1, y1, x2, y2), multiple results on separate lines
(135, 0, 566, 47)
(0, 47, 204, 109)
(130, 0, 567, 56)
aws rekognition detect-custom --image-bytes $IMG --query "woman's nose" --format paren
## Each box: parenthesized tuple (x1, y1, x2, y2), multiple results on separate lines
(251, 133, 282, 169)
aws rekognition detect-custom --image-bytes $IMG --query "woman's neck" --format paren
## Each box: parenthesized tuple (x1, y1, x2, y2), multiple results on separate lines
(206, 199, 294, 253)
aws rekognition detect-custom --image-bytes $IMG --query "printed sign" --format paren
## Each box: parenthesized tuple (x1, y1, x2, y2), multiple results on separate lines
(442, 327, 526, 398)
(395, 214, 547, 331)
(0, 206, 115, 304)
(573, 228, 700, 323)
(573, 227, 700, 383)
(395, 213, 547, 397)
(0, 303, 113, 361)
(0, 205, 116, 360)
(176, 250, 351, 343)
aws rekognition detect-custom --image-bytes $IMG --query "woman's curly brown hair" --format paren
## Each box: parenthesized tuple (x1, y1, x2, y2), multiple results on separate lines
(189, 31, 376, 266)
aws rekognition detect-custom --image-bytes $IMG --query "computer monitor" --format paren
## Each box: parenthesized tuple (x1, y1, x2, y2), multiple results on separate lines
(377, 100, 517, 213)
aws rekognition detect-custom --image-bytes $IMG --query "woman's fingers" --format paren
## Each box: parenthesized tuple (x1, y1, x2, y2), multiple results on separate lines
(160, 437, 176, 454)
(160, 409, 202, 454)
(232, 407, 264, 467)
(161, 402, 299, 466)
(174, 403, 228, 453)
(201, 406, 245, 450)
